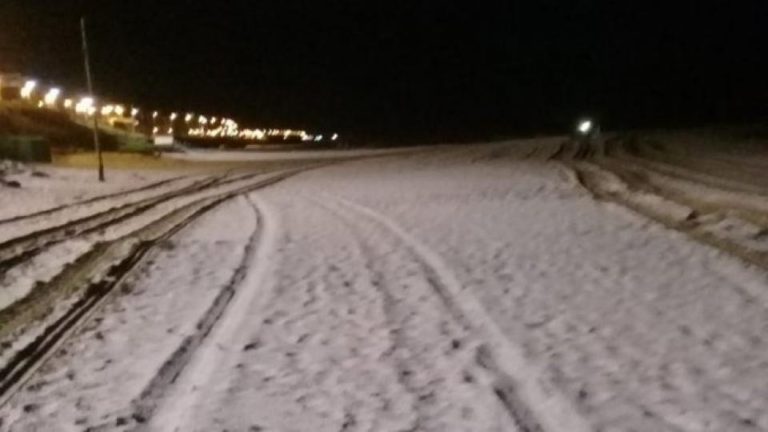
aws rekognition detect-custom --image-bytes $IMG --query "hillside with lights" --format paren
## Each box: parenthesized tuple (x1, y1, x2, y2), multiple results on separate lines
(0, 73, 340, 152)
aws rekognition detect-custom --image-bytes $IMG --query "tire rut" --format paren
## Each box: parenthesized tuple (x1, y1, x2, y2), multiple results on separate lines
(124, 195, 264, 431)
(319, 195, 590, 432)
(0, 174, 190, 226)
(0, 169, 304, 410)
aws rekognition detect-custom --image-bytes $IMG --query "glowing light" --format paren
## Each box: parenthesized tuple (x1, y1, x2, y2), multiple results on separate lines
(64, 99, 74, 109)
(21, 81, 37, 99)
(211, 116, 217, 124)
(75, 97, 95, 115)
(170, 112, 178, 121)
(331, 133, 339, 141)
(152, 111, 159, 119)
(101, 105, 115, 116)
(185, 113, 194, 122)
(115, 105, 125, 116)
(43, 88, 61, 106)
(37, 101, 44, 108)
(152, 126, 159, 134)
(314, 135, 324, 142)
(198, 115, 208, 125)
(168, 128, 174, 134)
(578, 119, 593, 135)
(131, 108, 140, 117)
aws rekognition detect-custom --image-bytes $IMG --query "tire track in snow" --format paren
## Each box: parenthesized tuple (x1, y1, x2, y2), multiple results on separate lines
(138, 194, 279, 432)
(0, 174, 190, 226)
(124, 194, 264, 429)
(323, 195, 592, 432)
(310, 197, 469, 432)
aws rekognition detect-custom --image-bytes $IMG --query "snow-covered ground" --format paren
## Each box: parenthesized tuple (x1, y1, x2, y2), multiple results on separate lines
(0, 164, 177, 221)
(163, 146, 427, 161)
(1, 140, 768, 431)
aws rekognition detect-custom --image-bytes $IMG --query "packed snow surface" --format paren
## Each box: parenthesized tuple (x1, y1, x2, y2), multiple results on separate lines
(0, 166, 176, 220)
(2, 140, 768, 431)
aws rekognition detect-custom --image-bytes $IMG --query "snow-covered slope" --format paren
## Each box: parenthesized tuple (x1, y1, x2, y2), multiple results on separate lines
(2, 139, 767, 431)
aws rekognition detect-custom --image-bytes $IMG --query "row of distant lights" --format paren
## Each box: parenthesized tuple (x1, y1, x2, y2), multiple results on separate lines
(19, 80, 339, 141)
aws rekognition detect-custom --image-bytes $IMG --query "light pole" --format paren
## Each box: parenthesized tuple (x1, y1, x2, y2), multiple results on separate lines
(81, 17, 105, 182)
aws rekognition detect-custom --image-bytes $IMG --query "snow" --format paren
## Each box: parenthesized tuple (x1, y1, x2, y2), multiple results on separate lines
(1, 140, 768, 431)
(0, 166, 177, 221)
(162, 146, 426, 162)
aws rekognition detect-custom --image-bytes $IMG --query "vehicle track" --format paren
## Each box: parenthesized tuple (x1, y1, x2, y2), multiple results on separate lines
(0, 168, 305, 409)
(606, 140, 768, 197)
(0, 169, 287, 273)
(126, 194, 264, 428)
(0, 174, 189, 226)
(570, 161, 768, 272)
(322, 195, 591, 432)
(0, 175, 222, 272)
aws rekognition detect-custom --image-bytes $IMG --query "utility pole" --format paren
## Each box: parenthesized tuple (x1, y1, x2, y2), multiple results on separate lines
(80, 17, 105, 182)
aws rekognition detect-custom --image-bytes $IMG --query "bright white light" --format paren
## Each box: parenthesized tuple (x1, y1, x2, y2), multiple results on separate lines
(199, 115, 208, 125)
(314, 135, 324, 142)
(578, 120, 593, 135)
(76, 97, 95, 115)
(21, 81, 37, 99)
(63, 99, 74, 109)
(43, 88, 61, 106)
(152, 111, 159, 119)
(170, 112, 178, 121)
(185, 113, 194, 123)
(131, 108, 140, 117)
(115, 105, 125, 116)
(101, 105, 115, 116)
(331, 133, 339, 141)
(152, 126, 159, 134)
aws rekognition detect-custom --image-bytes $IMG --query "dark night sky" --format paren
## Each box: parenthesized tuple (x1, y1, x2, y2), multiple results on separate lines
(0, 1, 766, 142)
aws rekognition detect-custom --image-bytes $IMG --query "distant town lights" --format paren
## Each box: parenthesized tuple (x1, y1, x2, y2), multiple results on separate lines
(21, 81, 37, 99)
(13, 76, 333, 144)
(43, 88, 61, 106)
(75, 97, 95, 115)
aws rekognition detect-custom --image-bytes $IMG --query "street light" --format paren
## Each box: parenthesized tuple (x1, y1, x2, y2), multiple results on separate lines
(577, 120, 593, 135)
(76, 96, 95, 114)
(21, 81, 37, 99)
(43, 88, 61, 106)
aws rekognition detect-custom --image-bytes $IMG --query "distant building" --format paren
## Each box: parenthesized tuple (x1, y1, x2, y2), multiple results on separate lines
(0, 73, 25, 101)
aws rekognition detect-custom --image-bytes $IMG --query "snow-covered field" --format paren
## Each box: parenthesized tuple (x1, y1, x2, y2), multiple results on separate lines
(1, 140, 768, 431)
(162, 146, 426, 161)
(0, 164, 178, 221)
